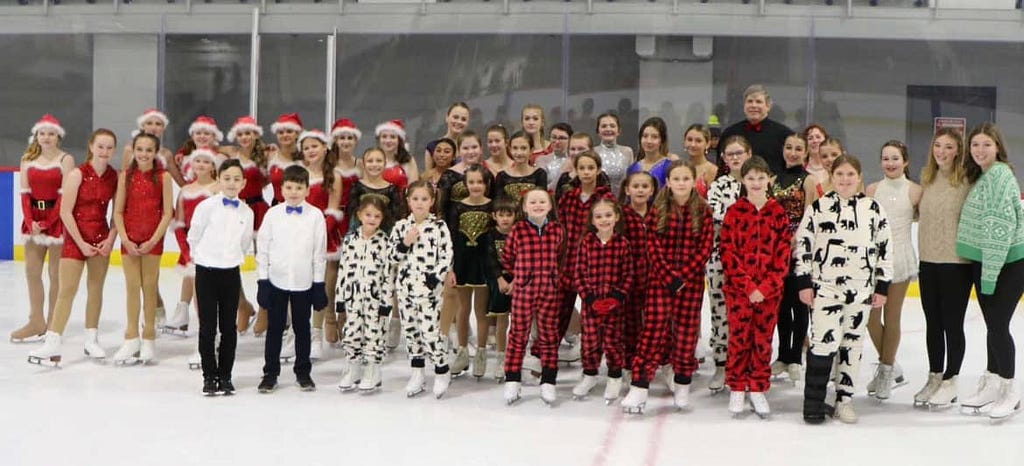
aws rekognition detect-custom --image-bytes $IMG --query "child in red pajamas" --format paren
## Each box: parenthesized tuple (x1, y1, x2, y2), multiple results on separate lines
(502, 187, 566, 406)
(571, 198, 635, 403)
(622, 161, 714, 414)
(720, 157, 792, 418)
(554, 151, 615, 360)
(618, 171, 658, 376)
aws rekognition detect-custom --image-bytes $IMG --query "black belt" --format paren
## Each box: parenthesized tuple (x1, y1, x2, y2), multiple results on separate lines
(31, 198, 57, 210)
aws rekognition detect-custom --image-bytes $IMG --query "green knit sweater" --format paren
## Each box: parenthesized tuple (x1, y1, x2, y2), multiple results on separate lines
(956, 162, 1024, 294)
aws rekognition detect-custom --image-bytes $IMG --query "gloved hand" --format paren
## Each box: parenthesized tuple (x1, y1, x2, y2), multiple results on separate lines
(583, 294, 598, 307)
(257, 279, 273, 310)
(609, 290, 627, 306)
(311, 282, 328, 310)
(668, 278, 685, 294)
(378, 305, 393, 318)
(335, 301, 345, 315)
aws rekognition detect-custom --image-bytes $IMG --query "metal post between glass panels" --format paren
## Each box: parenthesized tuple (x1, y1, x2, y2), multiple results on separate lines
(250, 7, 261, 119)
(326, 31, 337, 131)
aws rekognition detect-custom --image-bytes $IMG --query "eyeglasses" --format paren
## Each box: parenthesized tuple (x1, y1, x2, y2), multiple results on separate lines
(550, 135, 570, 141)
(723, 150, 747, 159)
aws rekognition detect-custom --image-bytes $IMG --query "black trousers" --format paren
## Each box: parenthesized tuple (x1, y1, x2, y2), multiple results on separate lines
(195, 265, 241, 381)
(972, 259, 1024, 379)
(263, 283, 312, 378)
(919, 261, 972, 379)
(776, 273, 809, 365)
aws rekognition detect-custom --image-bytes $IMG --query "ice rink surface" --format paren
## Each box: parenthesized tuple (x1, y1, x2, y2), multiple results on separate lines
(1, 260, 1022, 466)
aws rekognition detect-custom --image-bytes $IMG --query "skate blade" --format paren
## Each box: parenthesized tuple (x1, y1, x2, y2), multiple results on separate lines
(358, 384, 381, 394)
(709, 387, 725, 395)
(505, 396, 521, 406)
(10, 334, 45, 344)
(83, 349, 107, 361)
(258, 386, 277, 394)
(542, 398, 556, 407)
(754, 411, 770, 420)
(159, 327, 190, 338)
(623, 404, 646, 415)
(27, 355, 62, 368)
(280, 357, 294, 364)
(203, 391, 218, 397)
(960, 404, 991, 416)
(406, 386, 425, 398)
(188, 363, 201, 370)
(927, 399, 956, 410)
(989, 404, 1021, 422)
(572, 394, 588, 401)
(113, 358, 140, 366)
(338, 385, 358, 393)
(605, 398, 619, 406)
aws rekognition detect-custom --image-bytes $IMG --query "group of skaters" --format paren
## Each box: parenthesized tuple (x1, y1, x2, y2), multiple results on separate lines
(11, 83, 1023, 424)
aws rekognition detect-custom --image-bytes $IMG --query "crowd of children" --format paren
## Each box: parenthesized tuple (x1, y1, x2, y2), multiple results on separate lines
(13, 88, 1024, 424)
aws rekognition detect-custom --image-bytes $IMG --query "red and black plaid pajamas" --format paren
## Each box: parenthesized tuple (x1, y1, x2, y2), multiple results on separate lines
(721, 198, 793, 393)
(501, 219, 566, 383)
(573, 231, 635, 377)
(554, 185, 615, 340)
(621, 206, 653, 366)
(631, 205, 714, 387)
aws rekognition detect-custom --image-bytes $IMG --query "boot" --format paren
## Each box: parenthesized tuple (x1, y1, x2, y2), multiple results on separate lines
(672, 382, 691, 409)
(573, 375, 598, 399)
(709, 366, 726, 393)
(540, 383, 557, 405)
(771, 360, 787, 377)
(83, 328, 106, 359)
(359, 363, 382, 392)
(139, 339, 155, 364)
(494, 351, 506, 382)
(989, 377, 1021, 420)
(866, 363, 882, 395)
(504, 381, 522, 405)
(787, 363, 803, 382)
(728, 391, 746, 415)
(164, 301, 189, 331)
(112, 338, 141, 365)
(874, 364, 895, 400)
(451, 346, 470, 376)
(27, 331, 62, 366)
(604, 377, 624, 404)
(253, 308, 269, 337)
(433, 371, 452, 399)
(472, 347, 487, 379)
(927, 376, 958, 408)
(310, 328, 323, 361)
(962, 372, 1001, 411)
(621, 386, 649, 414)
(406, 367, 426, 397)
(834, 397, 858, 423)
(9, 309, 46, 343)
(750, 392, 770, 418)
(915, 372, 943, 406)
(338, 363, 362, 392)
(803, 352, 834, 424)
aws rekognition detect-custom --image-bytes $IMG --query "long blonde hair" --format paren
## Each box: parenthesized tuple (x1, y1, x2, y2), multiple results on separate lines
(921, 128, 966, 187)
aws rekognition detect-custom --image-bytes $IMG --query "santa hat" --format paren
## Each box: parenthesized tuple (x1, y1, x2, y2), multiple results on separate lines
(298, 129, 331, 146)
(188, 116, 224, 142)
(185, 146, 226, 173)
(375, 119, 406, 140)
(227, 115, 264, 143)
(29, 114, 66, 144)
(131, 108, 169, 138)
(330, 118, 362, 140)
(271, 113, 304, 134)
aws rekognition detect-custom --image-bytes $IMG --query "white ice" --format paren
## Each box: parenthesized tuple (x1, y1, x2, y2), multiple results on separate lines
(1, 260, 1022, 466)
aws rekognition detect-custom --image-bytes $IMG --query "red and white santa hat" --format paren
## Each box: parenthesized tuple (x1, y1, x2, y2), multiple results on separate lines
(131, 108, 169, 138)
(271, 113, 304, 134)
(330, 118, 362, 140)
(188, 115, 224, 142)
(29, 114, 66, 144)
(298, 129, 331, 146)
(375, 119, 406, 140)
(227, 115, 264, 143)
(185, 146, 226, 172)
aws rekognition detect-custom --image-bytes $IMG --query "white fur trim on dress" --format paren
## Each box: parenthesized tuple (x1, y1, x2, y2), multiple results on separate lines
(325, 209, 344, 221)
(335, 166, 361, 178)
(23, 234, 64, 246)
(326, 250, 342, 261)
(374, 121, 406, 140)
(176, 262, 196, 277)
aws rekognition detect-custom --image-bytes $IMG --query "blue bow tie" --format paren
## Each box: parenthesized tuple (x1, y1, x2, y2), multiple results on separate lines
(286, 205, 303, 215)
(222, 198, 240, 208)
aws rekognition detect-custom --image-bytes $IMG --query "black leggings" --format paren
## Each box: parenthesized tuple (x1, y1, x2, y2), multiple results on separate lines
(919, 262, 972, 379)
(972, 259, 1024, 379)
(776, 273, 809, 365)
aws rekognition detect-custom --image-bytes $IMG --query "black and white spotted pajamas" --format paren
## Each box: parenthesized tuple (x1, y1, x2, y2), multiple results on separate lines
(707, 175, 743, 366)
(389, 214, 454, 371)
(337, 229, 396, 365)
(795, 192, 892, 399)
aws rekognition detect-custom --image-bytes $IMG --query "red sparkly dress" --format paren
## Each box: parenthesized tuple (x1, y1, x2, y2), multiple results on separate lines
(21, 156, 68, 246)
(268, 157, 298, 205)
(335, 164, 360, 239)
(173, 185, 215, 274)
(382, 161, 409, 193)
(239, 158, 269, 230)
(122, 168, 167, 256)
(306, 176, 342, 261)
(62, 163, 118, 261)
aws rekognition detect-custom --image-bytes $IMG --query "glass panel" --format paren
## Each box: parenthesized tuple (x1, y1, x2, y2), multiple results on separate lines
(812, 38, 1024, 182)
(163, 34, 251, 153)
(0, 35, 93, 166)
(336, 34, 564, 166)
(259, 34, 327, 131)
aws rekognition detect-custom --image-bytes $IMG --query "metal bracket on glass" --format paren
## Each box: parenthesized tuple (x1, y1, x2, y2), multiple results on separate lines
(587, 0, 592, 15)
(845, 0, 853, 17)
(186, 0, 192, 15)
(260, 0, 266, 14)
(503, 0, 509, 15)
(420, 0, 427, 15)
(42, 0, 50, 16)
(672, 0, 679, 15)
(338, 0, 345, 15)
(757, 0, 766, 16)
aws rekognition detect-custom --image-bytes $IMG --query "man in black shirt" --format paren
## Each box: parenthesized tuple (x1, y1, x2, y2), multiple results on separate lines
(717, 84, 794, 176)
